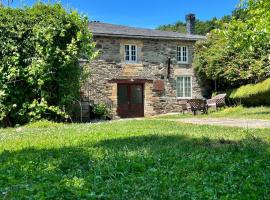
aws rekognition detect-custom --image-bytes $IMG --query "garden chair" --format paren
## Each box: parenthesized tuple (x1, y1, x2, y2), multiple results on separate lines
(207, 94, 227, 110)
(178, 100, 191, 114)
(187, 99, 207, 115)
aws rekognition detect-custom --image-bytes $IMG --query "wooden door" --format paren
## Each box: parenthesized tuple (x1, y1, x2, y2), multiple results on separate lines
(117, 84, 144, 118)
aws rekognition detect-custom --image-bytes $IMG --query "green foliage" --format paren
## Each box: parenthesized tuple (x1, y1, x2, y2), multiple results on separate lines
(157, 21, 187, 33)
(157, 14, 233, 35)
(230, 78, 270, 99)
(194, 31, 229, 84)
(0, 120, 270, 198)
(93, 102, 110, 117)
(229, 78, 270, 106)
(0, 3, 96, 127)
(194, 0, 270, 91)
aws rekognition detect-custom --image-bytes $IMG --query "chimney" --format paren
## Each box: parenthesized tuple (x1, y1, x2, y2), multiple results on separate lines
(186, 14, 196, 34)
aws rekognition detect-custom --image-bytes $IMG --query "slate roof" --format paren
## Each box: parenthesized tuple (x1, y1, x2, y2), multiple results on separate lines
(89, 22, 206, 41)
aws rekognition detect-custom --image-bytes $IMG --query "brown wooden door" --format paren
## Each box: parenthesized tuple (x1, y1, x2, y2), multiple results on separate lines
(117, 84, 144, 118)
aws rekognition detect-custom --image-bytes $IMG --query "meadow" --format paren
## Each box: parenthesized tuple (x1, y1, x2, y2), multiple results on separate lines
(0, 119, 269, 199)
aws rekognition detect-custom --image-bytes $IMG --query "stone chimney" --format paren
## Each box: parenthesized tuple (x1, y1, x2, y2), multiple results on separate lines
(186, 14, 196, 34)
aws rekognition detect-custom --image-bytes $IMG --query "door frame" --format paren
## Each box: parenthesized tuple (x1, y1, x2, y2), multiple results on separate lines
(117, 83, 145, 118)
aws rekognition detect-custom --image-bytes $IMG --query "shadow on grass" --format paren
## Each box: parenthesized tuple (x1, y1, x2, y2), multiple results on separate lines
(244, 111, 270, 116)
(0, 135, 269, 199)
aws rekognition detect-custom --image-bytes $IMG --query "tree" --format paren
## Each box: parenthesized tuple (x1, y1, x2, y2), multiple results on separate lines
(0, 3, 96, 127)
(157, 21, 186, 33)
(156, 7, 246, 35)
(194, 0, 270, 93)
(157, 16, 232, 35)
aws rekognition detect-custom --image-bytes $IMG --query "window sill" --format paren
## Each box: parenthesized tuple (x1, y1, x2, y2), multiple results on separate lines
(124, 61, 138, 64)
(177, 62, 189, 65)
(121, 62, 143, 67)
(177, 97, 192, 100)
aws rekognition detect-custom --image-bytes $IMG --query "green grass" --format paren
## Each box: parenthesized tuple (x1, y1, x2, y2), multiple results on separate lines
(155, 106, 270, 120)
(0, 120, 270, 199)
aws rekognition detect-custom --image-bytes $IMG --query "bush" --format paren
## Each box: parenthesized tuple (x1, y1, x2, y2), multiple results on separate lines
(93, 103, 110, 118)
(0, 3, 96, 127)
(229, 78, 270, 106)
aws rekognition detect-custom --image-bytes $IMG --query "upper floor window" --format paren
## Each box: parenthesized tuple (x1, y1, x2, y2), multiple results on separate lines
(125, 44, 137, 62)
(177, 46, 188, 64)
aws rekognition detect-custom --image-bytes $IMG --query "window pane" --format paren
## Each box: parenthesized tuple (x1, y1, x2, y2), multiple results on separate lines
(118, 85, 128, 105)
(131, 85, 143, 104)
(184, 77, 189, 97)
(182, 47, 187, 62)
(131, 45, 136, 61)
(177, 77, 184, 98)
(180, 79, 184, 97)
(125, 45, 130, 61)
(177, 47, 181, 62)
(184, 77, 191, 98)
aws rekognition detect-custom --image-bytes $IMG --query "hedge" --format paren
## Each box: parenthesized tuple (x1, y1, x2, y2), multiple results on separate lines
(0, 3, 96, 127)
(230, 78, 270, 106)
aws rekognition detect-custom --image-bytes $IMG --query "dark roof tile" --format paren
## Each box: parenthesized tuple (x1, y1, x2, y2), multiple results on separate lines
(89, 22, 205, 40)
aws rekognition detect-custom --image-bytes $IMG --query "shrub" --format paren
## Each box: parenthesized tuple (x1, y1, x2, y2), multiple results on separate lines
(93, 103, 110, 118)
(0, 3, 96, 127)
(229, 78, 270, 106)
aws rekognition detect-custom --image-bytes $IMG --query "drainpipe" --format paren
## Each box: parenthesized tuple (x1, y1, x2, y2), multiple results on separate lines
(167, 57, 171, 79)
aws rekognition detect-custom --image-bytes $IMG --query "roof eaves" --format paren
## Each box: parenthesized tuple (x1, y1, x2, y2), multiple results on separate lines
(92, 32, 206, 41)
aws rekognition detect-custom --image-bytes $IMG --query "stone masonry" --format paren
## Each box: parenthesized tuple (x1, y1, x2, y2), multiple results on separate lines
(81, 36, 206, 118)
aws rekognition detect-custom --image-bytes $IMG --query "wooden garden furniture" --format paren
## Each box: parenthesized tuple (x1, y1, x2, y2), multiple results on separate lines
(207, 94, 227, 110)
(178, 100, 191, 114)
(187, 99, 207, 115)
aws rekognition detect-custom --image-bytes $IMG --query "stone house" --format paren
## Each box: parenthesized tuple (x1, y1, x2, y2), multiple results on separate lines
(83, 14, 206, 118)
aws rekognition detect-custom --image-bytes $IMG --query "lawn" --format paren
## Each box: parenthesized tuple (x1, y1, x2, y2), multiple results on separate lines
(155, 106, 270, 120)
(0, 120, 270, 199)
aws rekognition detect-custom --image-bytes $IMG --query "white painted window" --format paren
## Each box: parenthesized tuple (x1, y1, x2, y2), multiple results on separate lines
(125, 44, 137, 62)
(177, 46, 188, 64)
(176, 76, 192, 98)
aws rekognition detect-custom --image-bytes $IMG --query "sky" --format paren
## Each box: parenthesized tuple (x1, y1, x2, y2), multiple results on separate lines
(12, 0, 240, 29)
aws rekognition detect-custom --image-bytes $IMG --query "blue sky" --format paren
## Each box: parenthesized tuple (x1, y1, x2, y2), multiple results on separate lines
(13, 0, 240, 29)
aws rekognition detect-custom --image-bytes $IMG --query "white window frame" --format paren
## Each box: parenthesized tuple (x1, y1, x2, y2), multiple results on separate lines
(177, 46, 189, 64)
(124, 44, 137, 63)
(176, 76, 193, 99)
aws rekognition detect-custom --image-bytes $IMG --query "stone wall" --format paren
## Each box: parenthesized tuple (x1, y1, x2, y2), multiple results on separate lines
(82, 36, 206, 118)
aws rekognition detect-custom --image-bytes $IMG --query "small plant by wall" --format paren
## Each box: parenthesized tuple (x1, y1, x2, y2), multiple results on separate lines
(93, 102, 110, 119)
